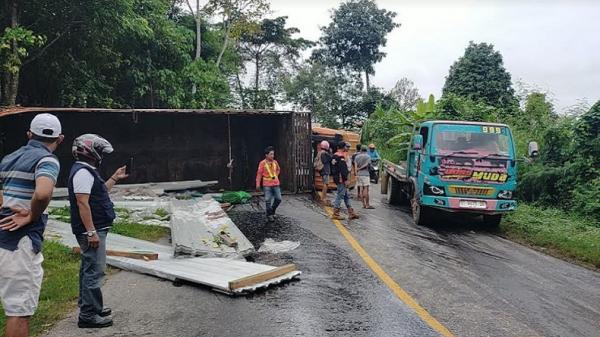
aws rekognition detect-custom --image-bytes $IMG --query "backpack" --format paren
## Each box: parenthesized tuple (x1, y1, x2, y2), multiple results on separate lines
(314, 150, 324, 171)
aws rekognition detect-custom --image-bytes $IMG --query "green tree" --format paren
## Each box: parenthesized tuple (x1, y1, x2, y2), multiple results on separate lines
(284, 62, 364, 128)
(238, 16, 313, 109)
(576, 100, 600, 164)
(205, 0, 269, 68)
(314, 0, 399, 90)
(389, 77, 421, 112)
(442, 42, 517, 110)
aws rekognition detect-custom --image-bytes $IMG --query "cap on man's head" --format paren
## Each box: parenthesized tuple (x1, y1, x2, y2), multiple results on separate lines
(30, 113, 62, 138)
(361, 145, 368, 151)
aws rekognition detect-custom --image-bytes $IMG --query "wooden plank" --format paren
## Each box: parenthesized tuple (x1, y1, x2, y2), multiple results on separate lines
(229, 264, 297, 290)
(72, 247, 158, 261)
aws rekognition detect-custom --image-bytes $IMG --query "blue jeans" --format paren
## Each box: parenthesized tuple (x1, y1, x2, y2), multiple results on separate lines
(334, 183, 352, 209)
(263, 186, 282, 216)
(75, 229, 108, 320)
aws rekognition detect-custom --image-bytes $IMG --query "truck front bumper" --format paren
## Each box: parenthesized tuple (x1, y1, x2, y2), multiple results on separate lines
(421, 196, 517, 214)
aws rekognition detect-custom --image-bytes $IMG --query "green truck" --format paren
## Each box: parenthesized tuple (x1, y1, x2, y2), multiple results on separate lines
(381, 120, 538, 227)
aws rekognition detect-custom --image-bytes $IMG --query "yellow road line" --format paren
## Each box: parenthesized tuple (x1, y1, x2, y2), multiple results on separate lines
(324, 207, 455, 337)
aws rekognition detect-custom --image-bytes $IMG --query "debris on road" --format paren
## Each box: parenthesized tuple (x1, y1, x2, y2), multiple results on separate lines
(170, 200, 255, 258)
(46, 220, 301, 295)
(258, 238, 301, 254)
(71, 247, 159, 261)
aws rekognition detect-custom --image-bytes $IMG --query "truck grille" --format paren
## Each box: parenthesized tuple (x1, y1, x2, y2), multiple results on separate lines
(449, 185, 494, 197)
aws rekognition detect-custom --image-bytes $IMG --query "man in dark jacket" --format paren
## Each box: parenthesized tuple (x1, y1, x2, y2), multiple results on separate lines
(68, 134, 127, 329)
(330, 142, 359, 220)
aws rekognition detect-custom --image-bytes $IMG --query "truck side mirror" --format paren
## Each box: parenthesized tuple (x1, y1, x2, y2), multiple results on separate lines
(413, 135, 423, 150)
(528, 141, 539, 158)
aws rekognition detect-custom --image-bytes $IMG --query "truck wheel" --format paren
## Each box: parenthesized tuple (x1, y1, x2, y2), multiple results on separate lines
(483, 214, 502, 228)
(387, 178, 401, 205)
(411, 195, 432, 226)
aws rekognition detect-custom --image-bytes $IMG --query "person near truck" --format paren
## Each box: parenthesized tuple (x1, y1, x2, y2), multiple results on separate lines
(256, 146, 281, 222)
(330, 142, 359, 220)
(68, 134, 128, 329)
(0, 114, 63, 337)
(368, 143, 381, 161)
(316, 140, 332, 206)
(354, 145, 375, 209)
(352, 143, 363, 200)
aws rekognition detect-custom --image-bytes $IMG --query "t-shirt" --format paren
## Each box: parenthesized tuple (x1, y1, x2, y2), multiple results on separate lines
(354, 152, 371, 176)
(72, 162, 95, 194)
(0, 140, 60, 253)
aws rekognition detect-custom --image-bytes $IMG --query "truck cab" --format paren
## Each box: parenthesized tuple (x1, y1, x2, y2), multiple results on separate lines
(383, 120, 533, 227)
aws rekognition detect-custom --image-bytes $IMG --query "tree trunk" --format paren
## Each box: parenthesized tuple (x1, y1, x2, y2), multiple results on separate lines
(1, 0, 19, 106)
(235, 71, 246, 108)
(365, 71, 370, 91)
(191, 0, 201, 95)
(254, 54, 260, 108)
(216, 22, 231, 68)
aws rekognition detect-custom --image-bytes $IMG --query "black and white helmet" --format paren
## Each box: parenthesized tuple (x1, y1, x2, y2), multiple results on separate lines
(72, 134, 114, 162)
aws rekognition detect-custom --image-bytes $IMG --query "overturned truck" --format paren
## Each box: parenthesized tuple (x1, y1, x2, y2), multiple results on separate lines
(0, 107, 312, 192)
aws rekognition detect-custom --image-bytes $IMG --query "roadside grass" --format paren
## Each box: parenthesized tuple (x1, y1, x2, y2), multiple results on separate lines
(0, 208, 171, 336)
(111, 221, 170, 242)
(0, 241, 80, 337)
(502, 204, 600, 268)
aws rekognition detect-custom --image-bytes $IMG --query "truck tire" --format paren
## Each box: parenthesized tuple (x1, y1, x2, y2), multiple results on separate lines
(483, 214, 502, 228)
(387, 177, 402, 205)
(411, 194, 432, 226)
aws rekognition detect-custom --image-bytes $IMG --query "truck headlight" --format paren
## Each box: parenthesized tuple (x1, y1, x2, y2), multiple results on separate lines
(498, 190, 513, 199)
(424, 183, 445, 196)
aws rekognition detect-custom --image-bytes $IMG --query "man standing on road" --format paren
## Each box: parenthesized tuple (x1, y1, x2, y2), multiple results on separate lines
(0, 114, 63, 337)
(354, 145, 375, 209)
(331, 142, 359, 220)
(256, 146, 281, 222)
(318, 141, 332, 206)
(68, 134, 128, 329)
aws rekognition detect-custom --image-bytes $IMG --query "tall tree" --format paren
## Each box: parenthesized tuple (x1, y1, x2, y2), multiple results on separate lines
(315, 0, 398, 90)
(285, 62, 364, 128)
(238, 16, 312, 109)
(0, 0, 44, 105)
(205, 0, 269, 68)
(389, 77, 420, 111)
(185, 0, 204, 94)
(443, 41, 517, 110)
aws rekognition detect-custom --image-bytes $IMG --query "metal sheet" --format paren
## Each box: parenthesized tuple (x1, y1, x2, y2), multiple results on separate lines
(45, 220, 300, 295)
(52, 180, 218, 199)
(170, 200, 255, 258)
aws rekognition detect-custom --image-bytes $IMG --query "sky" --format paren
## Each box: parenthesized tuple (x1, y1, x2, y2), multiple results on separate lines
(269, 0, 600, 112)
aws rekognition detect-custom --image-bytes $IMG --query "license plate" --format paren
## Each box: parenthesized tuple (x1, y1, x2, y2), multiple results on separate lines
(459, 200, 487, 209)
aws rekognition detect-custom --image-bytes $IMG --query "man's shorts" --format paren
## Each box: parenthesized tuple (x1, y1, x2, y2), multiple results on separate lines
(357, 176, 370, 187)
(322, 174, 330, 184)
(0, 236, 44, 316)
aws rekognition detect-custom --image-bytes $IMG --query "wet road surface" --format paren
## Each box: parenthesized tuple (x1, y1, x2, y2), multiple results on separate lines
(44, 187, 600, 337)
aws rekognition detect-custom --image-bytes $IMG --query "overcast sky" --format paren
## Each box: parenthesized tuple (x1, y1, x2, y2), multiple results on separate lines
(270, 0, 599, 112)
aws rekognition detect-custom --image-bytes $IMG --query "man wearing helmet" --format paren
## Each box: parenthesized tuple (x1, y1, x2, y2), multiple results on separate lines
(368, 143, 381, 161)
(0, 114, 63, 337)
(67, 134, 127, 329)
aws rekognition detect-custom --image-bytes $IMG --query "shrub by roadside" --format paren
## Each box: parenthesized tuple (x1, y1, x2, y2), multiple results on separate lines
(502, 204, 600, 269)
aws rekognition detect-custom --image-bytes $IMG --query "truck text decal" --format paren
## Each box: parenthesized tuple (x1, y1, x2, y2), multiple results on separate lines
(438, 157, 509, 183)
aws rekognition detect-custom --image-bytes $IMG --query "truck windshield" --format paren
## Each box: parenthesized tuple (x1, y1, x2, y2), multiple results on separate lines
(432, 124, 514, 158)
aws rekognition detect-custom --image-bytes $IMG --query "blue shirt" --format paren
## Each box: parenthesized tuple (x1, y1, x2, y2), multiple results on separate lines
(0, 140, 60, 253)
(368, 149, 381, 161)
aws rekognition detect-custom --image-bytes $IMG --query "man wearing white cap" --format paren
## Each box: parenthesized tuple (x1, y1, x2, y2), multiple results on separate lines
(0, 114, 63, 337)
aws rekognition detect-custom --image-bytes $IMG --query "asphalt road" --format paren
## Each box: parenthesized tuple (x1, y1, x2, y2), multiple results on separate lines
(44, 187, 600, 337)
